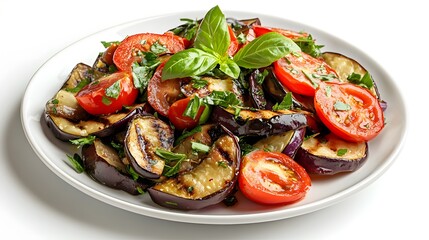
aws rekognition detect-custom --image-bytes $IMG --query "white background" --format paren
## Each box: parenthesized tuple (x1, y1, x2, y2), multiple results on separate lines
(1, 0, 427, 239)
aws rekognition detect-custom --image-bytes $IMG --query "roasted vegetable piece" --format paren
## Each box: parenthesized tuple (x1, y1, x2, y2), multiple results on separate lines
(253, 127, 306, 158)
(45, 103, 150, 141)
(45, 63, 150, 141)
(248, 69, 268, 109)
(82, 139, 152, 195)
(314, 82, 384, 142)
(124, 115, 174, 179)
(172, 124, 222, 173)
(238, 150, 311, 205)
(113, 32, 189, 72)
(211, 106, 307, 137)
(147, 129, 240, 210)
(262, 67, 314, 112)
(322, 52, 379, 97)
(147, 62, 183, 116)
(321, 52, 387, 110)
(294, 133, 368, 175)
(273, 51, 340, 96)
(75, 72, 138, 115)
(45, 63, 103, 122)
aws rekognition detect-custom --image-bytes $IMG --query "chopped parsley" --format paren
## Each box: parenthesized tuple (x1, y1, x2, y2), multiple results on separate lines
(347, 72, 374, 89)
(337, 148, 348, 156)
(272, 92, 293, 111)
(69, 135, 96, 148)
(191, 142, 211, 153)
(334, 101, 351, 111)
(66, 153, 84, 173)
(105, 80, 121, 99)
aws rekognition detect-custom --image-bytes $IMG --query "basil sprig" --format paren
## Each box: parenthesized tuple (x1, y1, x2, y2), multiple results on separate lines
(162, 5, 300, 81)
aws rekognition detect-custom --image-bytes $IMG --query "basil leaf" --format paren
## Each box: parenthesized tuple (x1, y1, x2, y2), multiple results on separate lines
(219, 58, 240, 79)
(161, 48, 218, 80)
(233, 32, 301, 69)
(194, 5, 229, 57)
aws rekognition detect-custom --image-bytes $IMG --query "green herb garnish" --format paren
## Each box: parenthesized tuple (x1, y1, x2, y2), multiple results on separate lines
(334, 101, 351, 111)
(162, 5, 300, 80)
(66, 153, 84, 173)
(272, 92, 293, 111)
(337, 148, 348, 156)
(69, 135, 96, 148)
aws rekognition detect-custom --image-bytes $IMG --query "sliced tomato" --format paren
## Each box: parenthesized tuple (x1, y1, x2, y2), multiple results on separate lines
(147, 62, 182, 116)
(75, 72, 138, 115)
(227, 25, 239, 56)
(238, 150, 311, 205)
(273, 52, 340, 96)
(314, 82, 384, 142)
(113, 32, 189, 72)
(253, 25, 308, 40)
(167, 97, 208, 130)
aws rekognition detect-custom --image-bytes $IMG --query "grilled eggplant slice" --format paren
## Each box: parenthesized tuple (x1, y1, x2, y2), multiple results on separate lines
(253, 127, 306, 158)
(124, 115, 174, 179)
(295, 133, 368, 175)
(172, 124, 222, 173)
(211, 106, 307, 137)
(82, 139, 151, 195)
(181, 76, 242, 100)
(262, 67, 314, 112)
(45, 103, 150, 141)
(148, 131, 240, 210)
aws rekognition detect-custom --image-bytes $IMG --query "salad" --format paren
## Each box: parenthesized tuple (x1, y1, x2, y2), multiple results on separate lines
(44, 6, 386, 210)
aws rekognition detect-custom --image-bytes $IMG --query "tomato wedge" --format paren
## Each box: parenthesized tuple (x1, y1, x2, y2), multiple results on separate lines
(167, 97, 209, 130)
(273, 52, 340, 96)
(253, 25, 308, 40)
(75, 72, 138, 115)
(147, 62, 182, 116)
(227, 25, 239, 56)
(238, 150, 311, 205)
(113, 32, 189, 72)
(314, 82, 384, 142)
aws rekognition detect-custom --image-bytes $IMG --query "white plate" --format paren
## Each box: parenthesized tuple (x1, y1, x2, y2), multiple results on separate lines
(20, 10, 407, 225)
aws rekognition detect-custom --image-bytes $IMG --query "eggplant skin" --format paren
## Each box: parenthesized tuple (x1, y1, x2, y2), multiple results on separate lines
(82, 139, 151, 195)
(211, 106, 307, 137)
(294, 133, 368, 175)
(148, 132, 241, 210)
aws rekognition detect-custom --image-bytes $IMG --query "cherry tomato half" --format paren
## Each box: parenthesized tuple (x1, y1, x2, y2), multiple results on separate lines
(253, 25, 308, 40)
(314, 82, 384, 142)
(238, 150, 311, 205)
(167, 97, 209, 130)
(113, 32, 189, 72)
(147, 62, 183, 116)
(273, 52, 340, 96)
(75, 72, 138, 115)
